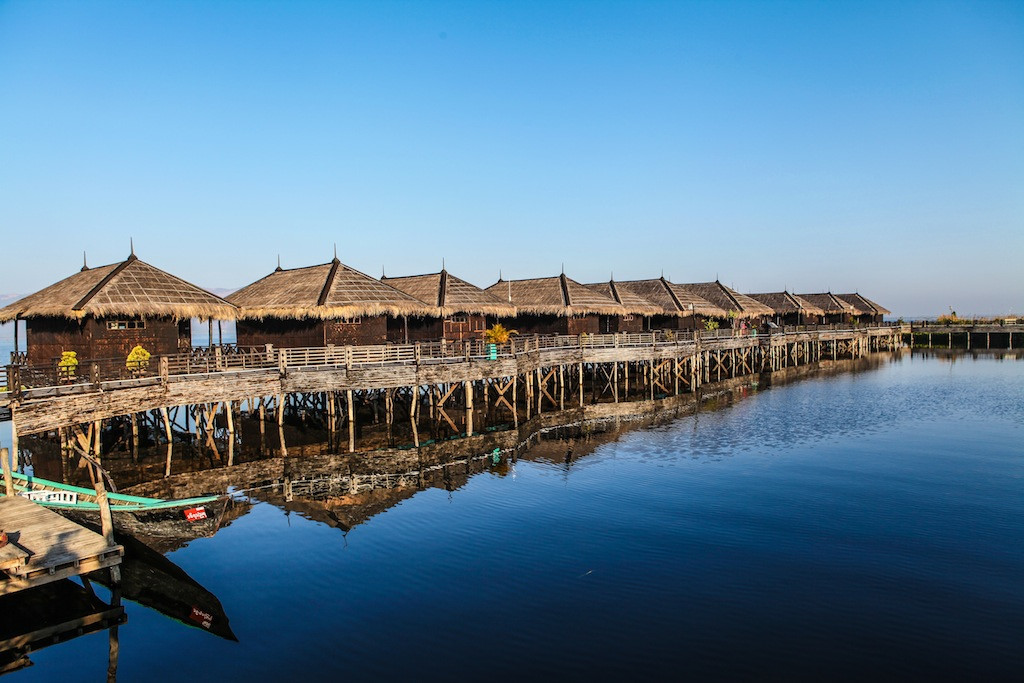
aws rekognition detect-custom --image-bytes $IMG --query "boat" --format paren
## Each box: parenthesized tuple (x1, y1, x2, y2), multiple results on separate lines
(4, 471, 232, 546)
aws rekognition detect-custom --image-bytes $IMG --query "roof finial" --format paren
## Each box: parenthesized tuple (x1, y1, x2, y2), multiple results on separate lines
(498, 268, 502, 281)
(130, 237, 135, 256)
(610, 270, 614, 282)
(275, 254, 282, 272)
(442, 257, 445, 272)
(334, 243, 337, 260)
(561, 262, 565, 275)
(81, 251, 89, 271)
(381, 264, 386, 278)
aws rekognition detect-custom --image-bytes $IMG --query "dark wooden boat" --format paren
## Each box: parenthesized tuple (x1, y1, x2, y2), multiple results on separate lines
(5, 472, 232, 546)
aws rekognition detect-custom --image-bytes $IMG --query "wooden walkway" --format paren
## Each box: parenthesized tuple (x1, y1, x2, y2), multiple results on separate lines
(0, 496, 123, 596)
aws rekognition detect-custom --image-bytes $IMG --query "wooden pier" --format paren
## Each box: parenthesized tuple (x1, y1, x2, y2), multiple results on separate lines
(0, 496, 123, 597)
(0, 326, 903, 463)
(909, 323, 1022, 350)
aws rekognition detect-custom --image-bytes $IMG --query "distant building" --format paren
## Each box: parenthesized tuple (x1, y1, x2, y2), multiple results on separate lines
(796, 293, 856, 325)
(835, 294, 890, 324)
(485, 274, 625, 336)
(673, 281, 774, 326)
(228, 258, 437, 348)
(584, 280, 663, 333)
(747, 292, 826, 326)
(382, 269, 515, 342)
(612, 278, 726, 331)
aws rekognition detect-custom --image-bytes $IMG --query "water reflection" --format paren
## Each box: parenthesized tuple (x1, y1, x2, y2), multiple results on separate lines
(0, 533, 234, 680)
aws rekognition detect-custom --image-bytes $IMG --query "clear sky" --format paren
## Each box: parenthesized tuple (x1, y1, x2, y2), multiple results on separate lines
(1, 0, 1021, 317)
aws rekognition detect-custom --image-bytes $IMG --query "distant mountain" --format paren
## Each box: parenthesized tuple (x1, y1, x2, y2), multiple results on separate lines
(207, 287, 238, 299)
(0, 293, 23, 308)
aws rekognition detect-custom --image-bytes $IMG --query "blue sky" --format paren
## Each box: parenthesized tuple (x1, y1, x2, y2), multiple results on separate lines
(1, 0, 1021, 317)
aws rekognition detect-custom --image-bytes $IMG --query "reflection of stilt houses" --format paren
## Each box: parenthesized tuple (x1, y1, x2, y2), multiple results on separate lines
(796, 293, 855, 325)
(584, 280, 663, 332)
(0, 252, 236, 364)
(675, 281, 774, 326)
(382, 269, 515, 342)
(747, 291, 826, 326)
(485, 274, 625, 335)
(835, 294, 890, 324)
(612, 278, 726, 331)
(228, 258, 437, 347)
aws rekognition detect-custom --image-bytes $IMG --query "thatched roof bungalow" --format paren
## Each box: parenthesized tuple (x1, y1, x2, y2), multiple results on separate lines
(0, 252, 236, 363)
(612, 278, 727, 331)
(795, 293, 856, 324)
(674, 281, 774, 324)
(747, 291, 826, 326)
(835, 293, 890, 324)
(228, 258, 437, 348)
(485, 274, 625, 336)
(584, 280, 663, 333)
(382, 268, 515, 341)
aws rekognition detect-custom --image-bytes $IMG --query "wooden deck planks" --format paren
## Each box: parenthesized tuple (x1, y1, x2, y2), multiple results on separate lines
(0, 496, 122, 596)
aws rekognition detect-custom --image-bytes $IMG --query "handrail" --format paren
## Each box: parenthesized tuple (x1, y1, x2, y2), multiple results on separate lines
(2, 324, 902, 396)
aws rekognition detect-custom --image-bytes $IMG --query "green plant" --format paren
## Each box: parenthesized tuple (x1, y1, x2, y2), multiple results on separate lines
(483, 323, 517, 345)
(704, 319, 720, 331)
(126, 345, 151, 372)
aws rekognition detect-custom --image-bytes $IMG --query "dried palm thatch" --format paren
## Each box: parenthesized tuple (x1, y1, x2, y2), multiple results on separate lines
(584, 281, 663, 316)
(675, 281, 774, 319)
(796, 293, 855, 315)
(835, 293, 891, 316)
(485, 274, 625, 316)
(747, 292, 826, 317)
(0, 253, 237, 322)
(612, 278, 727, 318)
(228, 258, 438, 320)
(382, 269, 516, 317)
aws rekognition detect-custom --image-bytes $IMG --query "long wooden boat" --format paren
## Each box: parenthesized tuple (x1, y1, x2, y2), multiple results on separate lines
(5, 472, 231, 545)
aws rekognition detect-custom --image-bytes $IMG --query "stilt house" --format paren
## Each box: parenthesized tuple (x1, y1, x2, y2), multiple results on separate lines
(795, 293, 855, 325)
(228, 258, 437, 348)
(485, 274, 624, 335)
(381, 269, 516, 342)
(835, 294, 890, 324)
(0, 253, 236, 364)
(584, 280, 663, 332)
(611, 278, 727, 331)
(747, 292, 826, 326)
(674, 281, 774, 326)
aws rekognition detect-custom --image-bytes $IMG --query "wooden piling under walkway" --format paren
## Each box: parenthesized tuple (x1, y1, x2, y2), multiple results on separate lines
(0, 496, 123, 597)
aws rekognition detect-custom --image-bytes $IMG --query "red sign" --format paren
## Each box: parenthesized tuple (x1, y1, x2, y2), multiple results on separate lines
(184, 506, 208, 522)
(189, 606, 213, 629)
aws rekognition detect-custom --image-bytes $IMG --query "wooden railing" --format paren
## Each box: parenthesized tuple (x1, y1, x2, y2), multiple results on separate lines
(2, 323, 901, 397)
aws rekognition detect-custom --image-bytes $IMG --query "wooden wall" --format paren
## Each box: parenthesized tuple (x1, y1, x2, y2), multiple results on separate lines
(238, 316, 389, 348)
(25, 316, 188, 364)
(599, 315, 646, 333)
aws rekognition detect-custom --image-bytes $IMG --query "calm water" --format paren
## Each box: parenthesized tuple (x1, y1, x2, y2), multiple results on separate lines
(6, 352, 1024, 681)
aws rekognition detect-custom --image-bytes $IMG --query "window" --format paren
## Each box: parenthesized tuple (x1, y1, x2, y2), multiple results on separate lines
(446, 315, 468, 324)
(107, 320, 146, 330)
(622, 315, 634, 322)
(340, 318, 361, 325)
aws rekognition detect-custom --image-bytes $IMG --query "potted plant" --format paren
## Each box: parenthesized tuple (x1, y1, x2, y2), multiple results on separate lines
(483, 323, 516, 359)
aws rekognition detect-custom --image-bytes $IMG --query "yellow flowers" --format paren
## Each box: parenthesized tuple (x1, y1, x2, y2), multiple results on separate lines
(126, 345, 151, 371)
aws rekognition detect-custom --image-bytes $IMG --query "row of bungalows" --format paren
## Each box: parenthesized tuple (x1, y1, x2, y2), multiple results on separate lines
(0, 253, 891, 365)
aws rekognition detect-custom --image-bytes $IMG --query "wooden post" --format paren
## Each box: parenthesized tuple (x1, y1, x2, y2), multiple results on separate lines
(410, 386, 420, 447)
(130, 414, 139, 460)
(9, 411, 19, 491)
(464, 380, 474, 435)
(386, 389, 394, 445)
(347, 389, 356, 452)
(559, 364, 565, 410)
(277, 394, 285, 426)
(2, 447, 12, 497)
(512, 376, 519, 428)
(578, 362, 584, 407)
(613, 362, 619, 403)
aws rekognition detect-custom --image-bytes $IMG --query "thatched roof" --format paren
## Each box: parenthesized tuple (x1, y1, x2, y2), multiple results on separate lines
(836, 293, 891, 316)
(584, 280, 663, 316)
(228, 258, 438, 320)
(382, 270, 515, 317)
(675, 281, 774, 319)
(796, 293, 856, 315)
(0, 253, 237, 322)
(747, 292, 826, 317)
(613, 278, 727, 318)
(485, 274, 625, 316)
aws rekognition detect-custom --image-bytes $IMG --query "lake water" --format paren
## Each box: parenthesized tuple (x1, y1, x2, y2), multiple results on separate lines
(5, 351, 1024, 681)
